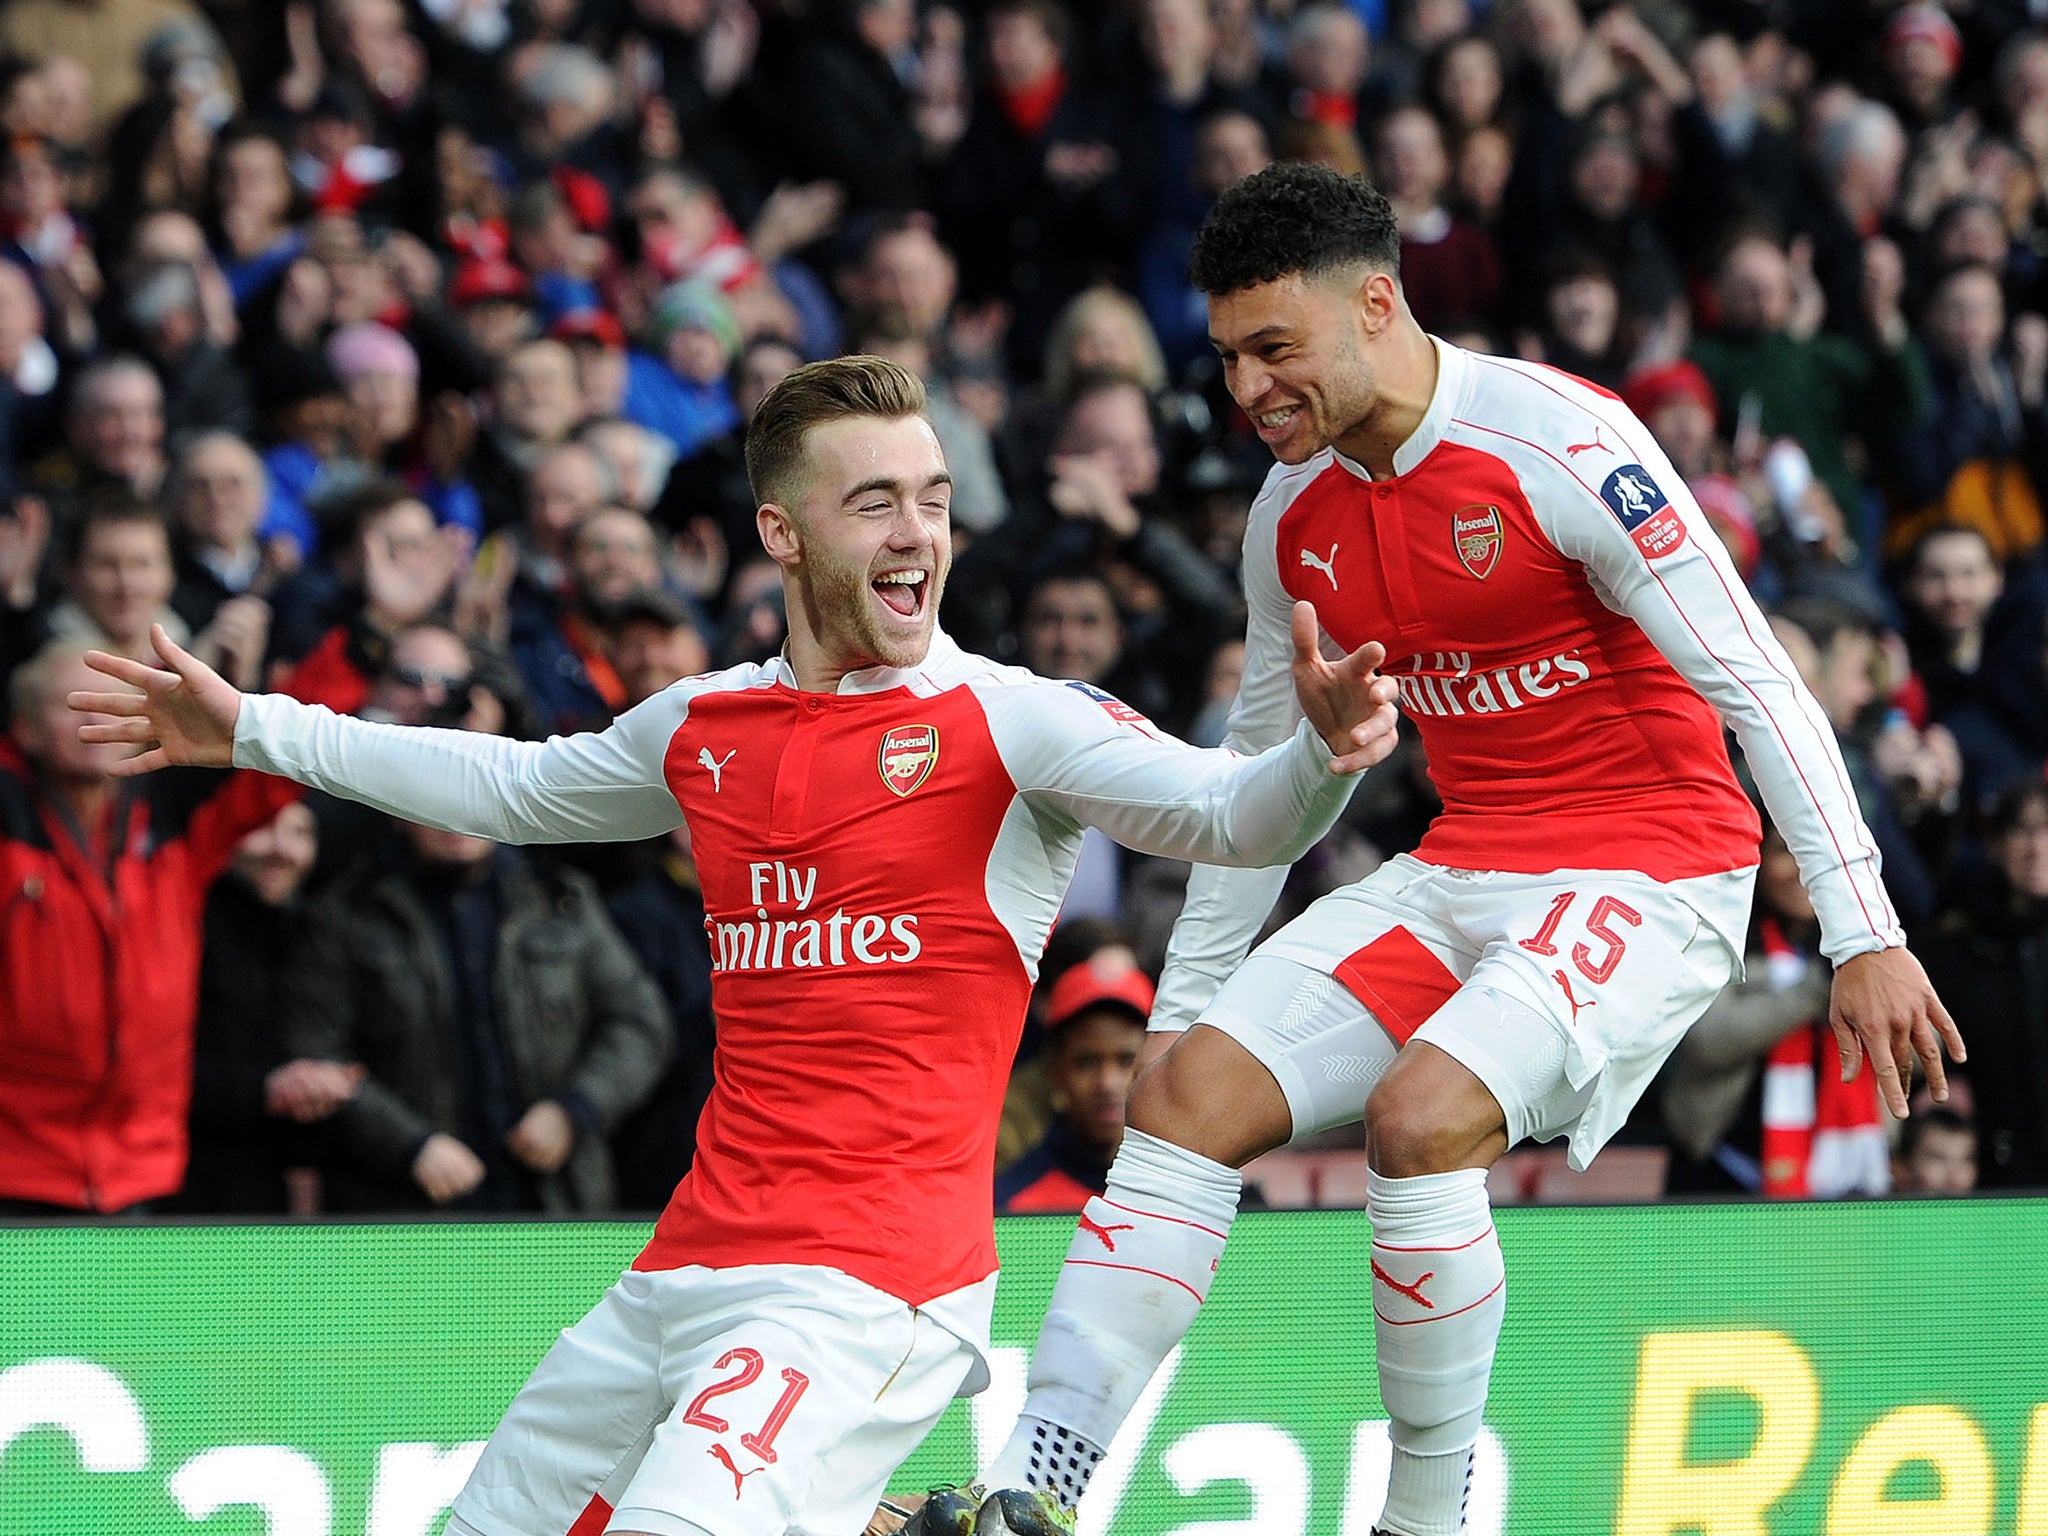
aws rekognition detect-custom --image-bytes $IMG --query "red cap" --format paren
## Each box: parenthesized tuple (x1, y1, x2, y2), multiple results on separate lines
(448, 257, 531, 308)
(1046, 954, 1156, 1029)
(1623, 360, 1718, 431)
(549, 308, 627, 349)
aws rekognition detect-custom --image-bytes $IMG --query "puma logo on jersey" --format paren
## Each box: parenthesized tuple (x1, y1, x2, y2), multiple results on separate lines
(1565, 426, 1611, 458)
(709, 1444, 762, 1499)
(699, 747, 737, 791)
(1299, 543, 1340, 589)
(1394, 649, 1592, 718)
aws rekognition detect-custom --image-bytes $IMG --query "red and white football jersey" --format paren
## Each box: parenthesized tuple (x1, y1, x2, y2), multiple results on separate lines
(235, 635, 1353, 1361)
(1155, 340, 1901, 1031)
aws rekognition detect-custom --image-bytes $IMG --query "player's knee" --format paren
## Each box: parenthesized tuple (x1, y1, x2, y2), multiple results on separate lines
(1127, 1028, 1289, 1167)
(1365, 1084, 1504, 1177)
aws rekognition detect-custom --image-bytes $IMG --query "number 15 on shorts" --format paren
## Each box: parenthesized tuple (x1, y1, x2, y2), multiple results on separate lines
(1517, 891, 1642, 1020)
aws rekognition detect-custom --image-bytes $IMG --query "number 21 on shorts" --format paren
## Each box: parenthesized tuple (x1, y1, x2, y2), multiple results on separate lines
(682, 1347, 811, 1462)
(1517, 891, 1642, 986)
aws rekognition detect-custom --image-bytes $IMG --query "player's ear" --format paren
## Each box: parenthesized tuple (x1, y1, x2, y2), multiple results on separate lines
(1358, 269, 1400, 336)
(757, 501, 802, 568)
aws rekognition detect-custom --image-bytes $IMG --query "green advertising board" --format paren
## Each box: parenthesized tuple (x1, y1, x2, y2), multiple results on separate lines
(3, 1202, 2046, 1534)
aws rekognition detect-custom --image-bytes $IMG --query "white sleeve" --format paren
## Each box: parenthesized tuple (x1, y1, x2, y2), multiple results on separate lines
(986, 673, 1355, 870)
(1151, 477, 1308, 1031)
(1527, 426, 1904, 963)
(233, 687, 691, 844)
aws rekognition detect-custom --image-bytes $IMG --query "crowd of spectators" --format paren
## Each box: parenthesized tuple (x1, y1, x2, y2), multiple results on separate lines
(3, 0, 2047, 1219)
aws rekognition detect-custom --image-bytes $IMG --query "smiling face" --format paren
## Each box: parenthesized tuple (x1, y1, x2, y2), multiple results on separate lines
(758, 414, 952, 677)
(1207, 268, 1381, 464)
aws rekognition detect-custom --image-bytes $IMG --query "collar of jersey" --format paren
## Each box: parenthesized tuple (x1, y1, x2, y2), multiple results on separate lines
(765, 629, 969, 697)
(1329, 334, 1469, 483)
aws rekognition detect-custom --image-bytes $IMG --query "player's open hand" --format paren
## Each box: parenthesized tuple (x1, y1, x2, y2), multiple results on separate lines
(68, 625, 242, 776)
(1828, 946, 1965, 1119)
(1289, 601, 1400, 775)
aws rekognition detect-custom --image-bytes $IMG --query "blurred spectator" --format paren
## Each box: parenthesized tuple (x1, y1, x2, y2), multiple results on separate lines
(512, 506, 665, 736)
(472, 337, 586, 531)
(996, 954, 1153, 1212)
(37, 354, 167, 511)
(0, 3, 236, 146)
(211, 125, 305, 309)
(943, 0, 1142, 374)
(167, 800, 348, 1214)
(771, 0, 925, 214)
(1926, 778, 2048, 1188)
(1892, 1103, 1978, 1192)
(1375, 104, 1502, 331)
(0, 639, 330, 1215)
(1690, 230, 1929, 536)
(1136, 106, 1270, 372)
(626, 280, 742, 460)
(167, 430, 289, 635)
(1885, 263, 2048, 563)
(280, 800, 671, 1213)
(1772, 599, 1943, 928)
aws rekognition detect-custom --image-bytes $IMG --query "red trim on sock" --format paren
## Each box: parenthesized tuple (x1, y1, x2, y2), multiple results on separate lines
(1096, 1196, 1228, 1242)
(1373, 1275, 1506, 1327)
(1371, 1231, 1492, 1255)
(1063, 1258, 1205, 1302)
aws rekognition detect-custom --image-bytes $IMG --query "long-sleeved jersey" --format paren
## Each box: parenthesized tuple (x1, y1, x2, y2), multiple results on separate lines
(1155, 340, 1903, 1032)
(234, 633, 1354, 1366)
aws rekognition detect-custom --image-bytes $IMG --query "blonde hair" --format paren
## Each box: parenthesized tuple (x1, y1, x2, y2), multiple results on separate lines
(744, 355, 929, 508)
(1044, 287, 1168, 404)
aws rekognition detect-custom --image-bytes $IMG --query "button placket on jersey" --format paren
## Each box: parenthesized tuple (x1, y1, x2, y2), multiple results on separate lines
(1369, 480, 1423, 639)
(770, 694, 825, 836)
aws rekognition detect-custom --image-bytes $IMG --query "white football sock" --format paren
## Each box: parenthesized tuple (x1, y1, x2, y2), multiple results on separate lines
(1368, 1167, 1503, 1536)
(981, 1129, 1240, 1505)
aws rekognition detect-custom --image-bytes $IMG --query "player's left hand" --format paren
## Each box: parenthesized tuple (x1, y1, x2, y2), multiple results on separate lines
(507, 1100, 577, 1172)
(71, 625, 242, 775)
(1289, 601, 1400, 775)
(1828, 946, 1965, 1119)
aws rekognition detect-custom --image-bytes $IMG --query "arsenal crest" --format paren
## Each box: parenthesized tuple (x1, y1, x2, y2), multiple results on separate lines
(878, 724, 939, 797)
(1453, 505, 1503, 580)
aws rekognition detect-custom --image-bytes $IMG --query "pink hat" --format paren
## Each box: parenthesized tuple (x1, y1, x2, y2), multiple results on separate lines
(325, 321, 418, 382)
(1884, 3, 1962, 69)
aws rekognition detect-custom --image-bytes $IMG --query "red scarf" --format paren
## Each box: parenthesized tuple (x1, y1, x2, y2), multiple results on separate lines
(999, 70, 1067, 139)
(1292, 89, 1357, 130)
(1758, 918, 1888, 1197)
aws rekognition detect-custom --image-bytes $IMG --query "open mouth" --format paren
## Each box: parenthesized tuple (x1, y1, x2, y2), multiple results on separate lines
(1254, 404, 1302, 441)
(872, 568, 929, 620)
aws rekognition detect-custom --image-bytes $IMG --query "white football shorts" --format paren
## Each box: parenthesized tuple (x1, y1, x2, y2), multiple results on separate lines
(446, 1263, 976, 1536)
(1198, 854, 1755, 1168)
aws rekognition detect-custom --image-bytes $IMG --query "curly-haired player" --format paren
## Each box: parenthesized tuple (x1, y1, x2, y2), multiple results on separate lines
(918, 164, 1962, 1536)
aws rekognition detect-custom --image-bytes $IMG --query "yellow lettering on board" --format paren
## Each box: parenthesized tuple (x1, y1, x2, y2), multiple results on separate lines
(1825, 1405, 1991, 1536)
(2014, 1404, 2048, 1536)
(1613, 1330, 1818, 1536)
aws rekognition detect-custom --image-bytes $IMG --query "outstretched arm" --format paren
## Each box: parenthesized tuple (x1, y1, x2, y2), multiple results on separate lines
(74, 625, 689, 845)
(1002, 603, 1399, 869)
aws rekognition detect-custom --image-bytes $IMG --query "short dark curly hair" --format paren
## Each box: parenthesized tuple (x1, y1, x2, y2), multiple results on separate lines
(1189, 163, 1401, 296)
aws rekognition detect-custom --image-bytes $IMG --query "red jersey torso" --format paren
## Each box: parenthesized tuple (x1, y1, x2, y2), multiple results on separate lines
(636, 682, 1026, 1304)
(1271, 443, 1759, 879)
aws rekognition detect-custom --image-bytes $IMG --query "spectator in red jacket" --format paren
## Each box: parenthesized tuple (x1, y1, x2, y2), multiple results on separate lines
(0, 640, 311, 1213)
(995, 954, 1153, 1213)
